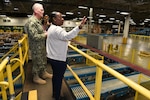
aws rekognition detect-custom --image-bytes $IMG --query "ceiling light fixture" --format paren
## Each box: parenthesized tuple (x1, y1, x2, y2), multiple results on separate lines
(120, 12, 129, 15)
(116, 11, 120, 14)
(99, 15, 106, 17)
(109, 18, 115, 20)
(34, 0, 43, 1)
(78, 6, 88, 9)
(3, 0, 10, 3)
(62, 14, 66, 17)
(14, 7, 19, 11)
(87, 16, 93, 19)
(66, 12, 74, 15)
(145, 19, 150, 21)
(78, 12, 81, 15)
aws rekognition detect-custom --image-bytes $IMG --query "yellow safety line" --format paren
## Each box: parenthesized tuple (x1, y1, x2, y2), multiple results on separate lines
(28, 90, 37, 100)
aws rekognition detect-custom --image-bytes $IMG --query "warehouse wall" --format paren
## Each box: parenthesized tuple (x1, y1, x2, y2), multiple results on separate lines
(0, 17, 28, 26)
(0, 17, 88, 34)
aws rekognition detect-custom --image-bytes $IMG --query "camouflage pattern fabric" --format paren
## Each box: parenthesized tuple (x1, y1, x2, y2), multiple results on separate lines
(24, 16, 47, 75)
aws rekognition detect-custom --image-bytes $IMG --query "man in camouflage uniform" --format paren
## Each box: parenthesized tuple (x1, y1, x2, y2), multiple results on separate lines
(24, 3, 51, 84)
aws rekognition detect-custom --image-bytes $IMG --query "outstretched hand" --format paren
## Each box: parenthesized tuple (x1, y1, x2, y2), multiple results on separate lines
(79, 16, 87, 29)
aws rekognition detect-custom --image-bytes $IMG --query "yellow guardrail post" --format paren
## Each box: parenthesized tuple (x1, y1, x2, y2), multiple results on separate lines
(147, 62, 150, 70)
(24, 34, 29, 63)
(0, 81, 9, 100)
(0, 57, 9, 100)
(6, 60, 15, 99)
(134, 74, 150, 100)
(94, 64, 103, 100)
(134, 74, 142, 100)
(119, 45, 122, 57)
(18, 42, 23, 65)
(18, 34, 29, 65)
(131, 49, 135, 63)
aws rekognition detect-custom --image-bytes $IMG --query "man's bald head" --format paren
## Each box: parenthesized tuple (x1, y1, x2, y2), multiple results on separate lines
(32, 3, 43, 11)
(32, 3, 44, 19)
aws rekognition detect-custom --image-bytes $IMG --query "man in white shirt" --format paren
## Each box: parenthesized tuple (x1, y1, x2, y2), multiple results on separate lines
(46, 11, 87, 100)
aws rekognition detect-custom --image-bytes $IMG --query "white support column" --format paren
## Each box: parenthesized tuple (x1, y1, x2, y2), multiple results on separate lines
(122, 15, 130, 44)
(88, 8, 93, 33)
(118, 21, 121, 35)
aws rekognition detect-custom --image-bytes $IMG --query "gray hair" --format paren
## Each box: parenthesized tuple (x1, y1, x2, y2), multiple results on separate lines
(32, 3, 43, 11)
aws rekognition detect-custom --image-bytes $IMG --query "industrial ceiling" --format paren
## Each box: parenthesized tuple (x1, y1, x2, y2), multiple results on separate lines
(0, 0, 150, 26)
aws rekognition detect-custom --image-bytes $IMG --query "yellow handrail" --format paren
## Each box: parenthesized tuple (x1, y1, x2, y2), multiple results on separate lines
(68, 44, 150, 99)
(0, 81, 9, 86)
(0, 57, 9, 72)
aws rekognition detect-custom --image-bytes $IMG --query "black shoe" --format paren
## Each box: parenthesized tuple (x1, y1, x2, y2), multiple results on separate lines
(60, 96, 65, 100)
(52, 94, 55, 98)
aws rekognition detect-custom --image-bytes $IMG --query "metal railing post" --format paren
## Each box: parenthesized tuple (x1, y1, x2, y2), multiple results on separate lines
(6, 60, 15, 99)
(94, 64, 103, 100)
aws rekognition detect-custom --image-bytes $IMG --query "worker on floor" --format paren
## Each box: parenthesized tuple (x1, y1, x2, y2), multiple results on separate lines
(24, 3, 52, 85)
(46, 11, 87, 100)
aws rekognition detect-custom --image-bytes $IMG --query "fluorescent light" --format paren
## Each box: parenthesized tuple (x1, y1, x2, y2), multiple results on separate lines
(116, 11, 120, 14)
(98, 19, 103, 21)
(99, 15, 106, 17)
(96, 14, 99, 16)
(144, 20, 148, 22)
(115, 20, 120, 22)
(145, 19, 150, 21)
(4, 0, 10, 3)
(140, 22, 145, 25)
(120, 12, 129, 15)
(91, 20, 94, 22)
(62, 14, 66, 17)
(87, 16, 93, 19)
(34, 0, 43, 1)
(78, 6, 88, 9)
(66, 12, 74, 15)
(79, 17, 84, 20)
(14, 7, 19, 11)
(109, 18, 115, 20)
(78, 12, 81, 15)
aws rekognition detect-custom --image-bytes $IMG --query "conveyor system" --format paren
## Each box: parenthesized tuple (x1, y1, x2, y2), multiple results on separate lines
(69, 73, 147, 100)
(67, 49, 117, 65)
(67, 49, 88, 65)
(64, 63, 139, 85)
(66, 54, 86, 65)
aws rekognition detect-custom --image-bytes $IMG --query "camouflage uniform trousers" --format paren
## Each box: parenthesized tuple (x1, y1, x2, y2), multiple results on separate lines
(30, 44, 47, 75)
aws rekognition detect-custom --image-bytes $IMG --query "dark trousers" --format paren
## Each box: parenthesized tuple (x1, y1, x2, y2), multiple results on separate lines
(47, 58, 67, 100)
